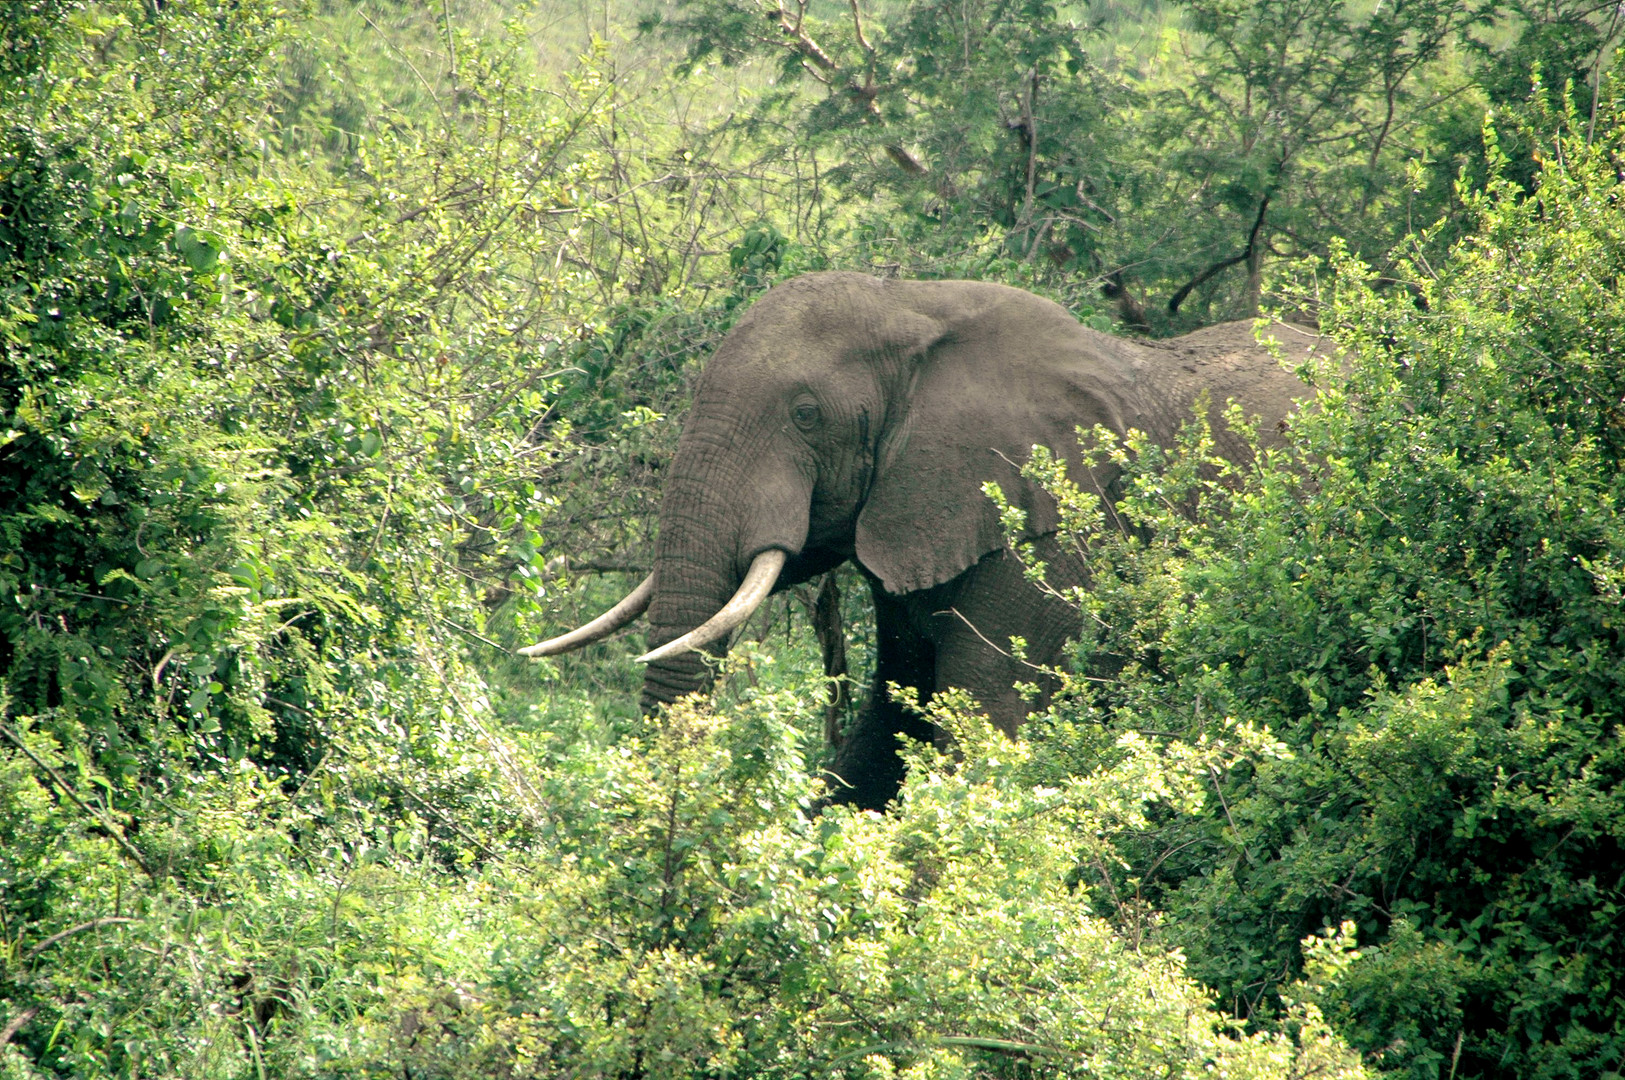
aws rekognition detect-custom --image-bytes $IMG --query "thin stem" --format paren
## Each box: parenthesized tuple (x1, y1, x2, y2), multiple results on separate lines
(0, 726, 157, 880)
(1588, 3, 1623, 145)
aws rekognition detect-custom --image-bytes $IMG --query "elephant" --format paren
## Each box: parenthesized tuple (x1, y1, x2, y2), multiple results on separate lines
(522, 271, 1321, 810)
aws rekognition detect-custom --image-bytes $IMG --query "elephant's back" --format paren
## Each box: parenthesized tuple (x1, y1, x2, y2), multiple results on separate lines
(1130, 320, 1322, 446)
(1162, 319, 1321, 370)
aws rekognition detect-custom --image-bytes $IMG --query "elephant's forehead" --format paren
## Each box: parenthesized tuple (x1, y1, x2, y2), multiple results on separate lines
(708, 312, 886, 389)
(735, 283, 884, 342)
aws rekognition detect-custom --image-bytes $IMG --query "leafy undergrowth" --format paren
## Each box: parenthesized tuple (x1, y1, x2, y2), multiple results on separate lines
(1, 674, 1371, 1080)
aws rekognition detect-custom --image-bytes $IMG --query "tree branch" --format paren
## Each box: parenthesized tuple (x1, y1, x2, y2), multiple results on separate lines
(775, 0, 837, 72)
(848, 0, 872, 54)
(1021, 66, 1039, 228)
(0, 725, 157, 880)
(1167, 192, 1271, 314)
(1101, 271, 1150, 332)
(812, 574, 849, 748)
(26, 917, 139, 961)
(884, 144, 928, 174)
(0, 1007, 39, 1048)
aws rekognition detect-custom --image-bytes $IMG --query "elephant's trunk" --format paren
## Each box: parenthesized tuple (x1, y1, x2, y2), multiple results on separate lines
(639, 550, 783, 712)
(639, 544, 741, 711)
(639, 408, 809, 713)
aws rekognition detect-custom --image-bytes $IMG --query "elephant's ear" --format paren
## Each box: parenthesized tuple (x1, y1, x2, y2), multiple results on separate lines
(855, 287, 1135, 595)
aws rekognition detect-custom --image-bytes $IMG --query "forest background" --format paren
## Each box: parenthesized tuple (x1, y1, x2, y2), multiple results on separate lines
(2, 1, 1624, 1078)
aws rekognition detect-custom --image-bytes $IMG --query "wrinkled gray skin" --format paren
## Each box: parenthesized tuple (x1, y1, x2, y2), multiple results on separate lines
(641, 272, 1320, 809)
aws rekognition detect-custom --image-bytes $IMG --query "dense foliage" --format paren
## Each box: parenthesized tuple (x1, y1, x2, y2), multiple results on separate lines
(1016, 95, 1625, 1079)
(0, 1, 1621, 1078)
(646, 0, 1621, 328)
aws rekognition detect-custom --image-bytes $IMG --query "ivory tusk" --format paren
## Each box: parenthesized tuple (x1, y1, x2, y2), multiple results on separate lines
(635, 549, 787, 665)
(518, 573, 655, 658)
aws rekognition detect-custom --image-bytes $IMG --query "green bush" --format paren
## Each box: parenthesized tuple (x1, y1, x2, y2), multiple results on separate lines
(5, 658, 1379, 1079)
(1023, 88, 1625, 1080)
(346, 684, 1373, 1080)
(0, 6, 692, 1069)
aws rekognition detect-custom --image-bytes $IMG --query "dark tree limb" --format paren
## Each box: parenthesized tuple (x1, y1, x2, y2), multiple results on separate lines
(567, 560, 650, 575)
(1101, 270, 1151, 332)
(813, 574, 850, 749)
(884, 144, 928, 174)
(0, 725, 157, 880)
(1168, 193, 1271, 314)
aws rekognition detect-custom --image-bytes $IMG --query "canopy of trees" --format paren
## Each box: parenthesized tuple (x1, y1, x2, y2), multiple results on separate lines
(1, 2, 1621, 1078)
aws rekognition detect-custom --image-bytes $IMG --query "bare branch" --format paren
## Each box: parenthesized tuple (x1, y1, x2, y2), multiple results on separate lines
(775, 0, 837, 73)
(1, 1007, 39, 1048)
(849, 0, 873, 56)
(26, 917, 139, 961)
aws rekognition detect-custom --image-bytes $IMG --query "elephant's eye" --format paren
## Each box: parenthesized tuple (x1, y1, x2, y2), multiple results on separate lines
(792, 402, 820, 429)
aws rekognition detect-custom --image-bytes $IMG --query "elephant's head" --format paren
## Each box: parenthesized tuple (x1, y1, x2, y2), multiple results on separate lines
(523, 271, 1141, 708)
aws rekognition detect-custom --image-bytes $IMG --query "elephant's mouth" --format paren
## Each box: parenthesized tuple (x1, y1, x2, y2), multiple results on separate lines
(635, 548, 787, 663)
(804, 493, 862, 556)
